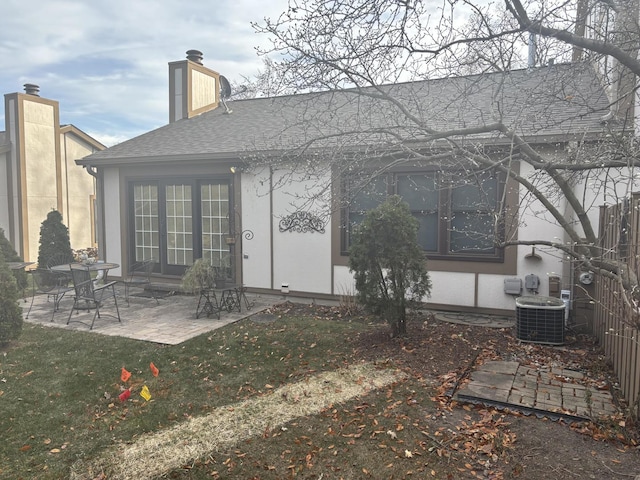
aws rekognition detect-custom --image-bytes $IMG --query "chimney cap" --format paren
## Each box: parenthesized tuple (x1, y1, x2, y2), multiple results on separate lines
(186, 50, 203, 65)
(23, 83, 40, 96)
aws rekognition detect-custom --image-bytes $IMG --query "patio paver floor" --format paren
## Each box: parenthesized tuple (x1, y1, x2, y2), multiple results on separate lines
(22, 290, 281, 344)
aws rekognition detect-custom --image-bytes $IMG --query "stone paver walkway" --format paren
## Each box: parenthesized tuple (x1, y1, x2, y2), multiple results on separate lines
(455, 360, 618, 420)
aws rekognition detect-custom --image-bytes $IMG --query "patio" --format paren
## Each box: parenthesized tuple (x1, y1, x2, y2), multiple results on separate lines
(21, 288, 282, 345)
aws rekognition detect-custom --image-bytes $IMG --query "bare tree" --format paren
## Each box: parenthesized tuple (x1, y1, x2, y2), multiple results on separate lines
(230, 57, 297, 99)
(250, 0, 640, 323)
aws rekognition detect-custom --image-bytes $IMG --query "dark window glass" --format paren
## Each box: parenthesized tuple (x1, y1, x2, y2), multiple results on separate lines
(397, 174, 438, 252)
(343, 169, 503, 261)
(449, 173, 498, 254)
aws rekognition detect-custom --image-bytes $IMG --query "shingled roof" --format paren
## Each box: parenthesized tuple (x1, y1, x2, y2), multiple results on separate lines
(79, 62, 615, 167)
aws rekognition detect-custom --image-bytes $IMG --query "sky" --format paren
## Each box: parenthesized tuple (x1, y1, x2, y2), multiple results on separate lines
(0, 0, 290, 146)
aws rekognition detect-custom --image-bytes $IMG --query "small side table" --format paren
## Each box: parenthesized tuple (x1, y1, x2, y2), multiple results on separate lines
(195, 289, 221, 319)
(195, 285, 252, 319)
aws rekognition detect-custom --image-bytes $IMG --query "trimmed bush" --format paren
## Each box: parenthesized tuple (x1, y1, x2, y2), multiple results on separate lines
(0, 227, 28, 293)
(0, 250, 23, 345)
(349, 195, 431, 337)
(37, 210, 73, 268)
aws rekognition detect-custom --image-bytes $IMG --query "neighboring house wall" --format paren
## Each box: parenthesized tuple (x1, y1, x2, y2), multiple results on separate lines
(5, 93, 60, 261)
(60, 126, 99, 249)
(1, 88, 103, 262)
(0, 148, 9, 237)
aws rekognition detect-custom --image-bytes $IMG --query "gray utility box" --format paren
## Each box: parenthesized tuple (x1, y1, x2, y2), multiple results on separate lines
(515, 296, 565, 345)
(504, 277, 522, 295)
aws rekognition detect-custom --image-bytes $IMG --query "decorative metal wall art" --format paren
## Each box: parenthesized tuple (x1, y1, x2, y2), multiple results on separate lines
(279, 211, 326, 234)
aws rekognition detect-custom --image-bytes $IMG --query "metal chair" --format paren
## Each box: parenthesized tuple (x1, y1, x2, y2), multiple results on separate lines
(122, 259, 158, 306)
(67, 265, 121, 330)
(26, 269, 73, 322)
(46, 253, 75, 287)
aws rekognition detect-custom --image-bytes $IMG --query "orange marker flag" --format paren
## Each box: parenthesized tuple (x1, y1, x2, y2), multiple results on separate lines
(121, 367, 131, 383)
(150, 362, 159, 377)
(140, 385, 151, 401)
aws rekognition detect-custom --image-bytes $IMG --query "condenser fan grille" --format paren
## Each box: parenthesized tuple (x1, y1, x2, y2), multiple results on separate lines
(515, 296, 565, 345)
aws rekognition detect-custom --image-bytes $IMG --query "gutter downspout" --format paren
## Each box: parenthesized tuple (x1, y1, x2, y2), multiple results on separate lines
(84, 164, 105, 261)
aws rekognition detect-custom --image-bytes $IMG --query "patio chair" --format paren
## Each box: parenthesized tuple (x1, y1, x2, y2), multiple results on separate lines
(46, 253, 75, 287)
(122, 259, 158, 306)
(26, 269, 74, 322)
(67, 264, 121, 330)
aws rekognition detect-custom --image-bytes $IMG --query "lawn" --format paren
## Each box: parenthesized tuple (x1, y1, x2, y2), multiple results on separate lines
(3, 304, 638, 479)
(0, 310, 451, 479)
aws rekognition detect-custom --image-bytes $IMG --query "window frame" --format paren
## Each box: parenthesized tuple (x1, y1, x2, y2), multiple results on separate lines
(341, 168, 506, 262)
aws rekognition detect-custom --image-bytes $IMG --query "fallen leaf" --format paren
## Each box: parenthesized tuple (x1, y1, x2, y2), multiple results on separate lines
(405, 450, 413, 458)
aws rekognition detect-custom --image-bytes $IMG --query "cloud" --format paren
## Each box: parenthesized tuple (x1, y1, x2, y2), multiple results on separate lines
(0, 0, 290, 143)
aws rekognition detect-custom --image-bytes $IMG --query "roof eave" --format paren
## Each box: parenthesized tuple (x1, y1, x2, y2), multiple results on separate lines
(76, 128, 620, 168)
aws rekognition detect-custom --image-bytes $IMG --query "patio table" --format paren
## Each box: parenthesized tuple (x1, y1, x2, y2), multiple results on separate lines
(195, 284, 250, 319)
(8, 261, 35, 270)
(51, 262, 119, 284)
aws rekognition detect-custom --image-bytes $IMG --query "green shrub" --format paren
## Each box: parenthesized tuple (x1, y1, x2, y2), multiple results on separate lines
(181, 258, 215, 293)
(36, 210, 73, 268)
(349, 195, 431, 336)
(0, 250, 23, 345)
(0, 227, 28, 292)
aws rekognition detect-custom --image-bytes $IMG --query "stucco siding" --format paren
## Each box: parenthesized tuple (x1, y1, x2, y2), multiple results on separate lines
(102, 167, 122, 276)
(240, 170, 272, 289)
(61, 133, 96, 249)
(271, 170, 332, 294)
(477, 274, 519, 310)
(23, 101, 58, 261)
(333, 265, 356, 297)
(0, 152, 9, 238)
(428, 271, 476, 307)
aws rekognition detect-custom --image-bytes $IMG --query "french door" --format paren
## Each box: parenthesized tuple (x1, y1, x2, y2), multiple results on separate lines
(130, 178, 232, 276)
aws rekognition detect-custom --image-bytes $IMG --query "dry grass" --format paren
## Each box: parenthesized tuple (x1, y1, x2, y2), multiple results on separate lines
(71, 362, 405, 479)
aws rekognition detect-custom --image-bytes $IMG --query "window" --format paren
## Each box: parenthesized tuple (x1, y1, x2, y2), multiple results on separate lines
(343, 169, 504, 261)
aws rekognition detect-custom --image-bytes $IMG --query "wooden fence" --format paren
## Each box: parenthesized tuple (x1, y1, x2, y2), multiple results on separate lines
(593, 194, 640, 417)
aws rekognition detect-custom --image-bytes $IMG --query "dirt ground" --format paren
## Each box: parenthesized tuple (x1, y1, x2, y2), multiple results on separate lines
(278, 302, 640, 479)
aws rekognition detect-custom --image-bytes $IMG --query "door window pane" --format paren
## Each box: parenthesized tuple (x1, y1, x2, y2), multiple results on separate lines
(166, 184, 193, 266)
(201, 183, 230, 269)
(133, 184, 159, 262)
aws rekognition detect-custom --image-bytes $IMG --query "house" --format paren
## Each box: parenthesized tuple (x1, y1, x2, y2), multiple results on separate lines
(0, 84, 105, 262)
(78, 50, 622, 316)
